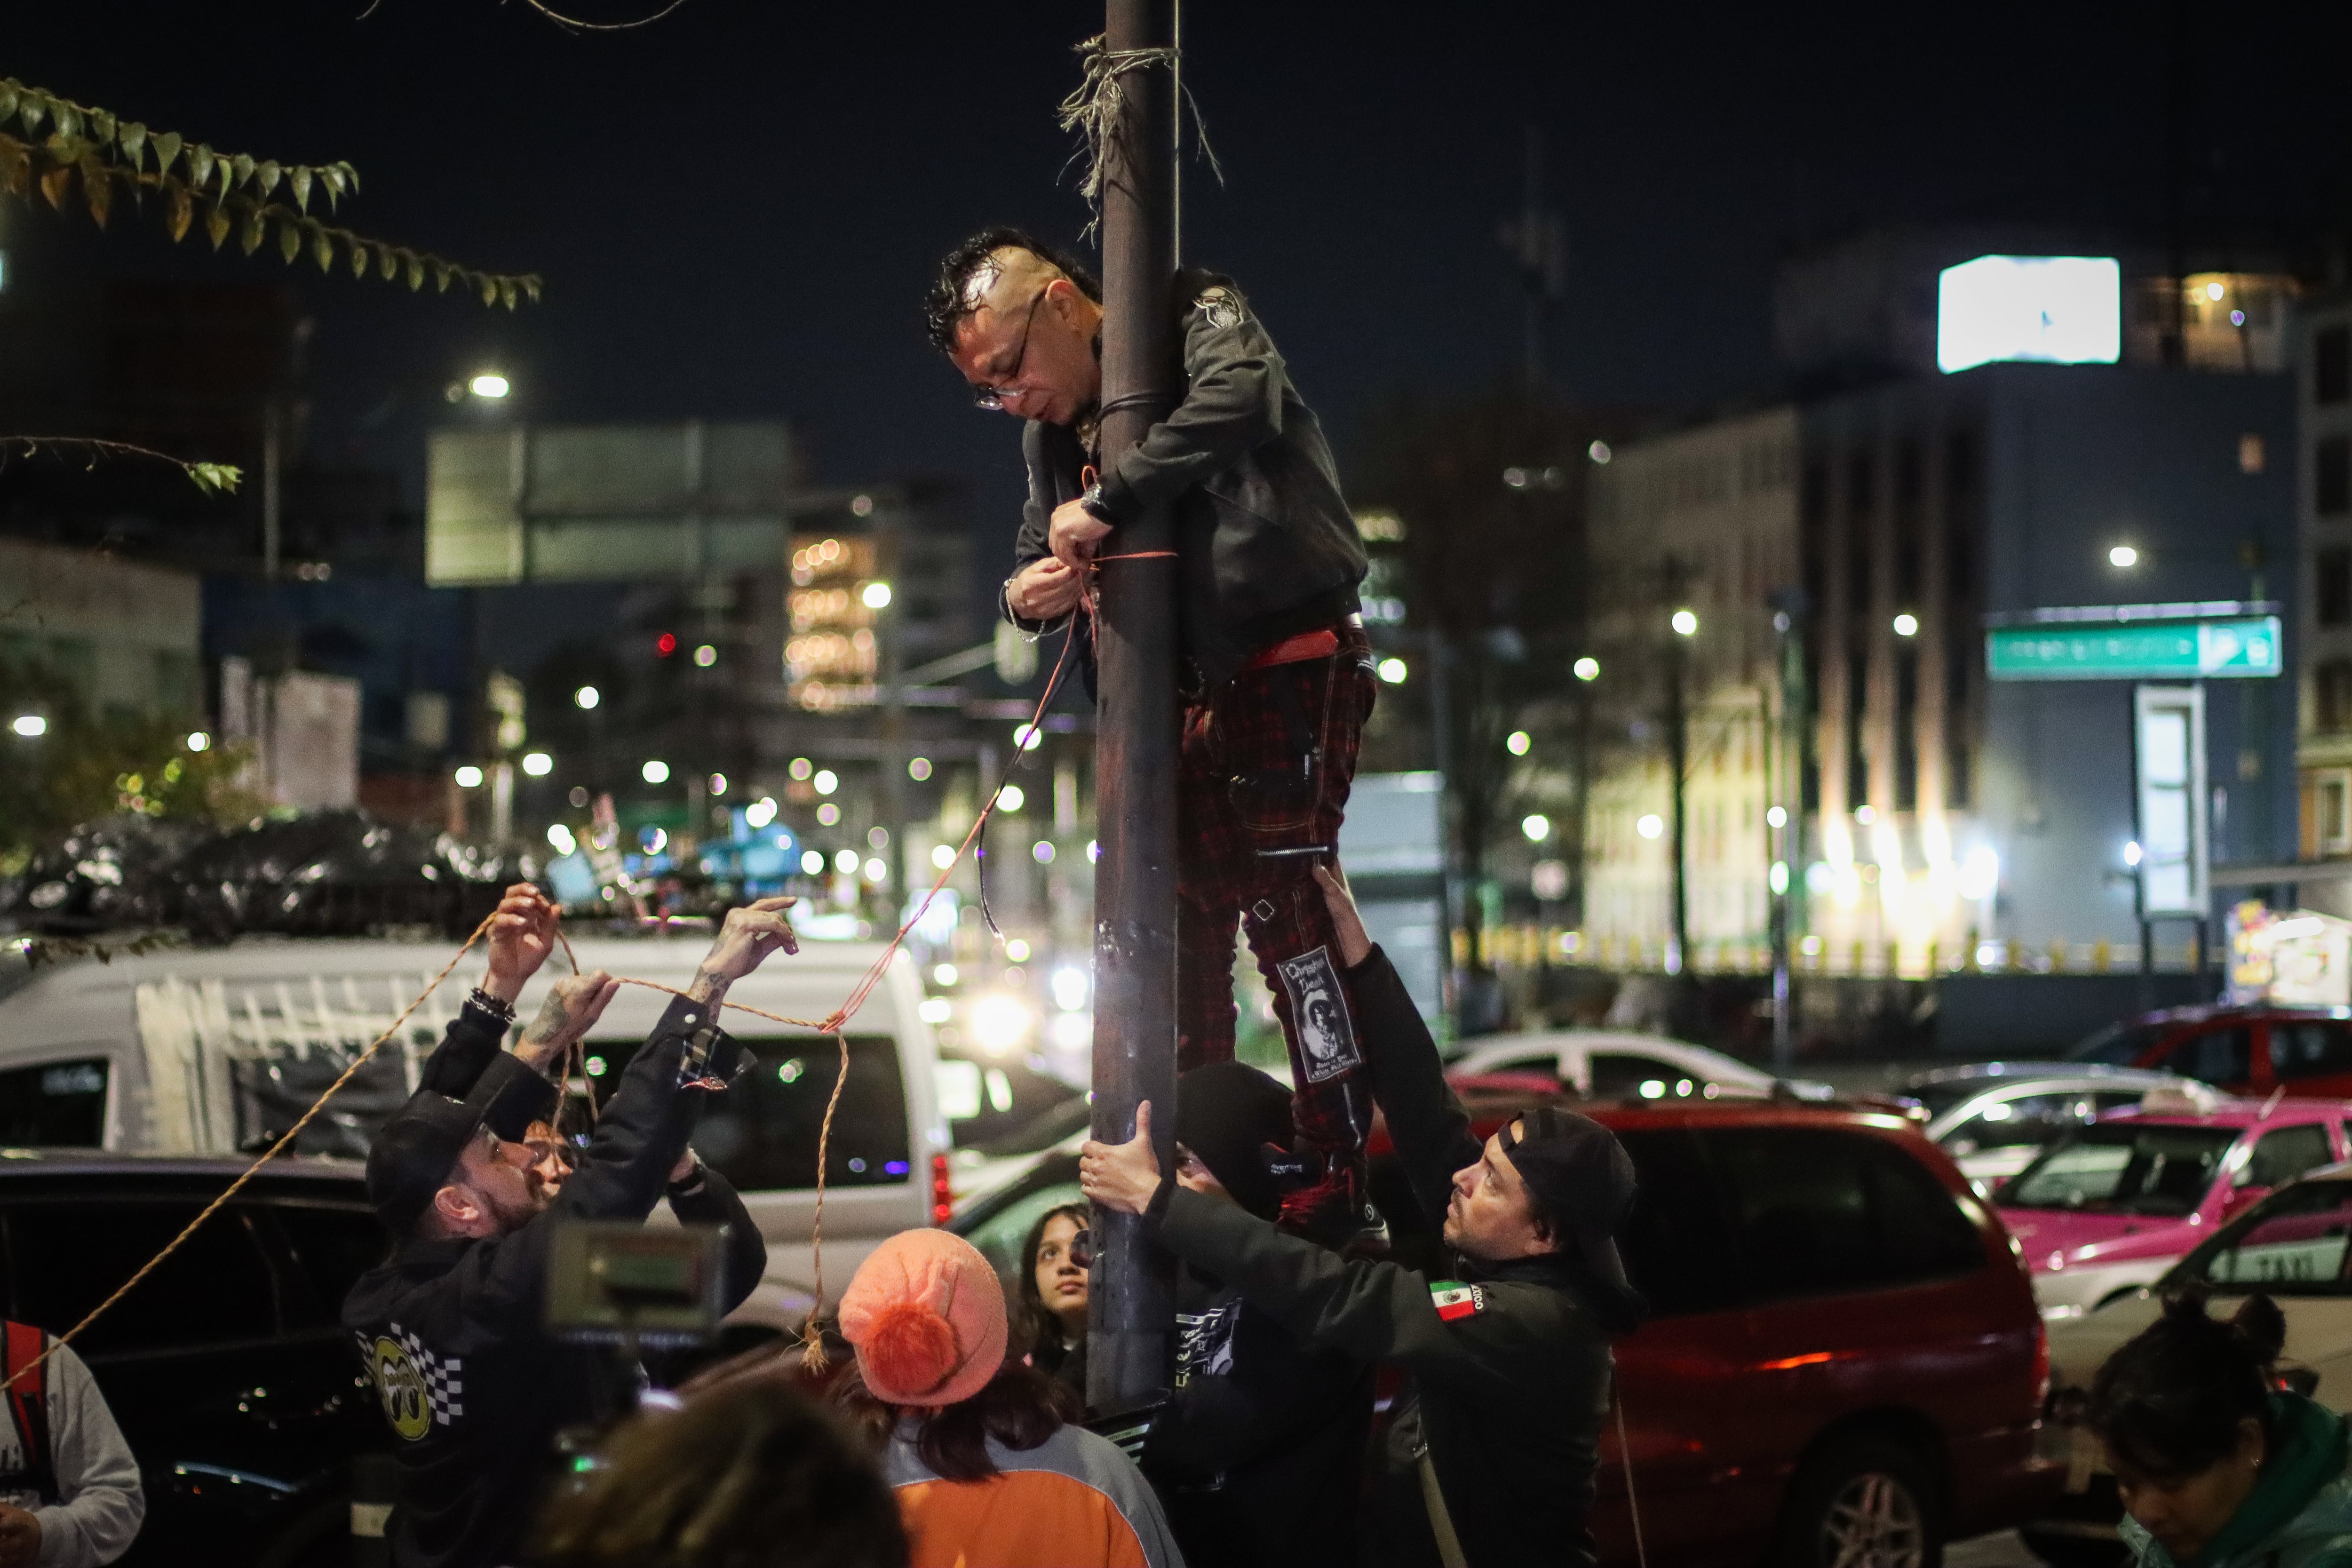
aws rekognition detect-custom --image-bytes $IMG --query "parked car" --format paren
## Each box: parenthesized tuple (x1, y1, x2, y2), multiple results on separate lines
(934, 1049, 1089, 1206)
(1893, 1064, 2182, 1193)
(1446, 1027, 1836, 1102)
(2069, 1004, 2352, 1097)
(0, 932, 950, 1328)
(0, 1150, 389, 1568)
(1995, 1086, 2352, 1321)
(959, 1088, 2062, 1568)
(2025, 1160, 2352, 1567)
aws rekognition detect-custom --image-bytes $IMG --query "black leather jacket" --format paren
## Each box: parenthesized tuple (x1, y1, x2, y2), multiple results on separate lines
(1003, 267, 1367, 687)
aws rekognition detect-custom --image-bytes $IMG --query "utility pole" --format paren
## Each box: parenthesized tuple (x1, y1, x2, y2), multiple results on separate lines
(1665, 615, 1691, 977)
(1087, 0, 1181, 1418)
(1499, 126, 1566, 395)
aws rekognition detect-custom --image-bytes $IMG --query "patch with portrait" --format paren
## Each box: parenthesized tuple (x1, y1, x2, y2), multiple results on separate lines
(1276, 945, 1362, 1084)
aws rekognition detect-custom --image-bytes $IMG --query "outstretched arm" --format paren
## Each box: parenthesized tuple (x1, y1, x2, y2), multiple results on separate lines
(1314, 865, 1482, 1225)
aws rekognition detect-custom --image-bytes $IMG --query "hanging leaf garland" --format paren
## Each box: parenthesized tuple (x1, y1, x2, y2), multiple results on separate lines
(0, 76, 538, 310)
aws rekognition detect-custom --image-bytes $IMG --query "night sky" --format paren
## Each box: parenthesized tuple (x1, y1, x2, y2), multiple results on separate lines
(11, 1, 2352, 534)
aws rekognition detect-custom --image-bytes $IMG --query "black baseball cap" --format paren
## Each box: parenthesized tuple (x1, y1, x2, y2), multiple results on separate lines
(1496, 1107, 1638, 1292)
(1175, 1060, 1296, 1221)
(366, 1051, 557, 1233)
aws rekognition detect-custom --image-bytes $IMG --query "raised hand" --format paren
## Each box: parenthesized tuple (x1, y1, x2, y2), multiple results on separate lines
(483, 884, 561, 1004)
(1312, 862, 1373, 968)
(689, 896, 799, 1003)
(516, 968, 621, 1071)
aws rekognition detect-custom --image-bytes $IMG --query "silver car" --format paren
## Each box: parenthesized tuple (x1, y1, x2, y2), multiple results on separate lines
(1897, 1062, 2182, 1194)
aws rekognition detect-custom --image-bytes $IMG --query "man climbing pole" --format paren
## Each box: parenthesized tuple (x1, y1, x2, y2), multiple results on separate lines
(924, 229, 1379, 1241)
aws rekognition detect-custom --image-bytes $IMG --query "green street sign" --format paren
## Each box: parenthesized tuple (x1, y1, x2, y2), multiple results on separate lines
(1986, 616, 2282, 682)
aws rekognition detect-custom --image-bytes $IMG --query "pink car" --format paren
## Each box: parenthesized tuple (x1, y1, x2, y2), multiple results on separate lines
(1996, 1091, 2352, 1320)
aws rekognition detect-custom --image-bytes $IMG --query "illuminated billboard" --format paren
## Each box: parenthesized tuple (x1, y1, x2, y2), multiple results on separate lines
(1936, 255, 2121, 374)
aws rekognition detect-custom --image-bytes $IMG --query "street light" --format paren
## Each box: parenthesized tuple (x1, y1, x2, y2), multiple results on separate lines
(1522, 813, 1551, 842)
(1573, 656, 1600, 682)
(1671, 610, 1698, 637)
(2109, 545, 2139, 568)
(1377, 657, 1409, 684)
(468, 372, 511, 399)
(642, 759, 671, 784)
(862, 581, 893, 610)
(1892, 613, 1919, 637)
(522, 751, 552, 776)
(11, 714, 46, 738)
(186, 731, 211, 752)
(574, 685, 600, 710)
(1506, 730, 1532, 756)
(454, 764, 485, 788)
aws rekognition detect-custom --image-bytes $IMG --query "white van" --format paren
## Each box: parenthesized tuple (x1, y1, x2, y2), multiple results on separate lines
(0, 933, 947, 1333)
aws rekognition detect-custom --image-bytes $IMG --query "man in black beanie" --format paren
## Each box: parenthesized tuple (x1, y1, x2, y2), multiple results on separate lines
(1086, 867, 1645, 1568)
(1139, 1060, 1375, 1568)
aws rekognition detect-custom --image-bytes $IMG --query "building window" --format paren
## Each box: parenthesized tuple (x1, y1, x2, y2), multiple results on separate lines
(2318, 772, 2352, 857)
(1847, 645, 1869, 799)
(2321, 547, 2352, 628)
(2320, 436, 2352, 517)
(2318, 660, 2352, 732)
(2320, 326, 2351, 406)
(1894, 648, 1918, 812)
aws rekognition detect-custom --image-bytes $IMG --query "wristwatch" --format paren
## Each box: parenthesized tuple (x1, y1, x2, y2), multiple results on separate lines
(1080, 481, 1113, 523)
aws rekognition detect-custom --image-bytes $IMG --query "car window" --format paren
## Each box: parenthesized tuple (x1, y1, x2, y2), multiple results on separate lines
(937, 1055, 1083, 1151)
(0, 1058, 108, 1147)
(586, 1033, 909, 1192)
(267, 1202, 389, 1327)
(1944, 1093, 2092, 1153)
(1590, 1054, 1690, 1098)
(2005, 1124, 2237, 1215)
(956, 1178, 1084, 1285)
(1700, 1128, 1983, 1304)
(2158, 1028, 2253, 1086)
(2242, 1124, 2336, 1191)
(2186, 1181, 2352, 1294)
(6, 1202, 281, 1357)
(1484, 1054, 1563, 1077)
(2070, 1021, 2171, 1066)
(2271, 1023, 2352, 1082)
(1613, 1129, 1744, 1318)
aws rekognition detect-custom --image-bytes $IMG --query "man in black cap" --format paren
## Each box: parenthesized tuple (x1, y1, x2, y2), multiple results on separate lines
(1139, 1059, 1375, 1568)
(1083, 866, 1643, 1568)
(342, 888, 790, 1568)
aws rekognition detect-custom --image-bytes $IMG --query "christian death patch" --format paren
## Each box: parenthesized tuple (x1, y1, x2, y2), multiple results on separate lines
(1276, 945, 1362, 1084)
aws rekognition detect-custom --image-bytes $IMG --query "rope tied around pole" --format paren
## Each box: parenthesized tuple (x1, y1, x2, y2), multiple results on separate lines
(1056, 32, 1222, 239)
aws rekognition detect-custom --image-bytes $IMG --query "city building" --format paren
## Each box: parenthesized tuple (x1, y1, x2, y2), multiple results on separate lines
(2296, 294, 2352, 900)
(0, 537, 202, 723)
(1583, 326, 2298, 975)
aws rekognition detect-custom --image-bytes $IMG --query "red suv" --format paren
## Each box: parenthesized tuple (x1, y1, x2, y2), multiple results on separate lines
(2068, 1005, 2352, 1096)
(1374, 1086, 2061, 1568)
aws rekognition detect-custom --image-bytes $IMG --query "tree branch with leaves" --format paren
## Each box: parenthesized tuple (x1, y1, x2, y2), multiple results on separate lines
(0, 74, 541, 308)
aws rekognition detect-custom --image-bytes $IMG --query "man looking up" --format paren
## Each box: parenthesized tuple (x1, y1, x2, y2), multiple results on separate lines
(1082, 865, 1645, 1568)
(343, 888, 790, 1568)
(925, 229, 1378, 1239)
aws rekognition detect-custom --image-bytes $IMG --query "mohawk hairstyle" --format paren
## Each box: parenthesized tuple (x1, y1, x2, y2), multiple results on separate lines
(922, 227, 1101, 354)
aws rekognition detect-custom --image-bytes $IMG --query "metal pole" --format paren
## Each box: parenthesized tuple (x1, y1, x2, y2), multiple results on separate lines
(878, 509, 908, 899)
(1087, 0, 1181, 1418)
(262, 398, 282, 582)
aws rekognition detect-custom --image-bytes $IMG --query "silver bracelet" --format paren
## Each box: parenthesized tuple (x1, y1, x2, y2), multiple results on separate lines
(467, 987, 517, 1025)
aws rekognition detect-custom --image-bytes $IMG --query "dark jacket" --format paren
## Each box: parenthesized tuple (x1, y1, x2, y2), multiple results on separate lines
(1141, 1258, 1374, 1568)
(1152, 946, 1624, 1568)
(1004, 268, 1367, 687)
(341, 995, 766, 1568)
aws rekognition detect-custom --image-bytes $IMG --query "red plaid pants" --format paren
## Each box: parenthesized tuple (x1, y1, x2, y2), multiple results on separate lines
(1176, 621, 1377, 1167)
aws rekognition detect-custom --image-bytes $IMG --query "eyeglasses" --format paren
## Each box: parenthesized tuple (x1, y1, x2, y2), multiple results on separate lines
(970, 288, 1047, 412)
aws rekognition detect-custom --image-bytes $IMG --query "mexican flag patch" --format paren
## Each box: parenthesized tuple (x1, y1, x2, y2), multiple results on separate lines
(1430, 1281, 1485, 1321)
